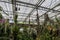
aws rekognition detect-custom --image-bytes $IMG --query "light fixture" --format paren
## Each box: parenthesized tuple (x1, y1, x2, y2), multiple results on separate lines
(15, 7, 20, 11)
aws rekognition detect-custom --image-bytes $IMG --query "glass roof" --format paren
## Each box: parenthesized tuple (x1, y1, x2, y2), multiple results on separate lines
(0, 0, 60, 24)
(17, 0, 39, 4)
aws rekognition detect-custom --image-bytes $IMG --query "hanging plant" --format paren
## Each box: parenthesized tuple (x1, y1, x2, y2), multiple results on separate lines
(0, 13, 3, 19)
(0, 6, 3, 19)
(0, 6, 2, 11)
(0, 7, 3, 20)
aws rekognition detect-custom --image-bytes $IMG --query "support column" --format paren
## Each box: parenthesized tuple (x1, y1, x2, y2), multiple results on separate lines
(36, 6, 40, 40)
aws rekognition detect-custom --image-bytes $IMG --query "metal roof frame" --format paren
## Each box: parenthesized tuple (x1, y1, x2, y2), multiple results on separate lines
(0, 0, 60, 23)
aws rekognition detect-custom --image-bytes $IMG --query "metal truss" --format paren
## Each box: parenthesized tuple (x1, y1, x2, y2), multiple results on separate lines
(0, 0, 60, 13)
(22, 0, 60, 22)
(39, 3, 60, 18)
(0, 0, 60, 22)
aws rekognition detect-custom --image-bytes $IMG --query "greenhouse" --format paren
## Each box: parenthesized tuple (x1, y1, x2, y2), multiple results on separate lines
(0, 0, 60, 40)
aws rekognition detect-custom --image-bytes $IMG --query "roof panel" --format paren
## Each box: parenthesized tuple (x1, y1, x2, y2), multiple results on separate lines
(41, 0, 60, 8)
(47, 12, 57, 17)
(54, 6, 60, 11)
(30, 10, 46, 18)
(17, 0, 39, 4)
(17, 6, 32, 13)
